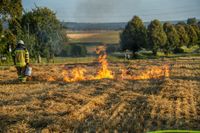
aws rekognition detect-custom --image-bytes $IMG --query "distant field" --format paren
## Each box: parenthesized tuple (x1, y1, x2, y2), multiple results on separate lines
(67, 31, 121, 44)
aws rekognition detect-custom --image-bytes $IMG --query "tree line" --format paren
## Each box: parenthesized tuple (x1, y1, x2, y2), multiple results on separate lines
(0, 0, 68, 63)
(120, 16, 200, 57)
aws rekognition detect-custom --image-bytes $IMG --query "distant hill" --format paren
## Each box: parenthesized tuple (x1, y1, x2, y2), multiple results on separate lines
(62, 20, 188, 31)
(63, 22, 127, 31)
(2, 20, 195, 31)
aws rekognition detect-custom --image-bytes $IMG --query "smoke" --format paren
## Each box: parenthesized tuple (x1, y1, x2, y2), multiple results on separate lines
(75, 0, 120, 22)
(74, 0, 142, 22)
(74, 0, 200, 23)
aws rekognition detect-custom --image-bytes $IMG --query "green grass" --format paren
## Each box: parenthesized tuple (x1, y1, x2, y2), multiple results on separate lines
(0, 60, 14, 66)
(108, 48, 200, 61)
(2, 52, 200, 67)
(39, 57, 96, 64)
(182, 45, 199, 53)
(0, 57, 96, 67)
(107, 55, 125, 62)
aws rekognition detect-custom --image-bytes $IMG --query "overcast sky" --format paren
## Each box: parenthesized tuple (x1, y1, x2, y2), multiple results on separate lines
(22, 0, 200, 23)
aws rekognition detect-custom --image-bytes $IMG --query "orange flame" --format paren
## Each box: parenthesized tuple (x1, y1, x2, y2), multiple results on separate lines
(163, 65, 170, 77)
(94, 47, 113, 79)
(61, 46, 113, 82)
(46, 46, 170, 82)
(121, 65, 170, 80)
(62, 67, 87, 82)
(47, 76, 55, 82)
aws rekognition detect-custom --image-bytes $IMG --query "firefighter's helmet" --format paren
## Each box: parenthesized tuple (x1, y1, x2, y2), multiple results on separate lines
(18, 40, 24, 45)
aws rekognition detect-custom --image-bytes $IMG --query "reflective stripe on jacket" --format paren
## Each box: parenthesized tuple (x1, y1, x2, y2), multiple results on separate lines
(13, 47, 29, 67)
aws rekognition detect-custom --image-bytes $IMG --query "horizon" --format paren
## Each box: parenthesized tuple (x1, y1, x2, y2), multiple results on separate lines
(63, 19, 198, 23)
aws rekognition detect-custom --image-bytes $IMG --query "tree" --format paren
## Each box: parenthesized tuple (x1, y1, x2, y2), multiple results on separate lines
(163, 22, 180, 55)
(191, 24, 200, 43)
(71, 45, 87, 57)
(106, 45, 118, 54)
(175, 24, 189, 48)
(60, 45, 71, 57)
(0, 0, 23, 36)
(187, 18, 197, 25)
(0, 0, 23, 20)
(120, 16, 147, 58)
(0, 30, 16, 55)
(21, 7, 64, 62)
(4, 30, 16, 49)
(147, 19, 167, 56)
(0, 0, 23, 57)
(80, 45, 87, 57)
(177, 21, 186, 25)
(0, 21, 4, 55)
(8, 18, 22, 36)
(184, 25, 198, 47)
(197, 22, 200, 45)
(0, 20, 2, 35)
(187, 16, 200, 45)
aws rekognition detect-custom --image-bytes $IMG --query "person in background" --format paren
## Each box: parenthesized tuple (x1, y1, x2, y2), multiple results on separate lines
(12, 40, 29, 83)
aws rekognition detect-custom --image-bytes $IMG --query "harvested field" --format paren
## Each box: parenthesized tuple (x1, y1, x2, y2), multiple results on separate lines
(0, 57, 200, 132)
(67, 31, 120, 44)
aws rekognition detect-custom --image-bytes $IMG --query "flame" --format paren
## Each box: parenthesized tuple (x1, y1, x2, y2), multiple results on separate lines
(46, 46, 170, 82)
(120, 69, 131, 80)
(61, 46, 113, 82)
(62, 67, 87, 82)
(94, 47, 113, 79)
(61, 64, 169, 82)
(163, 65, 170, 77)
(121, 65, 170, 80)
(47, 76, 55, 81)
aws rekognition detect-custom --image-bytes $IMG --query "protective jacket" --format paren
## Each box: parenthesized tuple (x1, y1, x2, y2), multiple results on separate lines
(13, 44, 29, 67)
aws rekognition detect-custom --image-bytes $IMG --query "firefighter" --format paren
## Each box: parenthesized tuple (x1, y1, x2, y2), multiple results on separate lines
(12, 40, 29, 83)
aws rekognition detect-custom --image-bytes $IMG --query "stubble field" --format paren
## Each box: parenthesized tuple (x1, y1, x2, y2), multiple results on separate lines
(0, 57, 200, 132)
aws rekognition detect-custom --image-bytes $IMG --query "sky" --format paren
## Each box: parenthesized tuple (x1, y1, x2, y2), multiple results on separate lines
(22, 0, 200, 23)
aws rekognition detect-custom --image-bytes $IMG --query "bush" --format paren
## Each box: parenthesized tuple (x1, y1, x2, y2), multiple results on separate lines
(106, 45, 119, 54)
(173, 47, 185, 54)
(71, 45, 87, 57)
(60, 45, 87, 57)
(60, 45, 71, 57)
